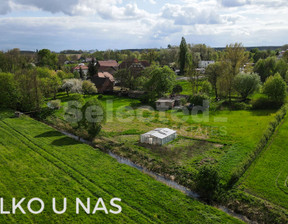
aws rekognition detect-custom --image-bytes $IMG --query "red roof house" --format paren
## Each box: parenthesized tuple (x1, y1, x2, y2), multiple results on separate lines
(96, 60, 119, 74)
(90, 72, 115, 93)
(119, 58, 150, 77)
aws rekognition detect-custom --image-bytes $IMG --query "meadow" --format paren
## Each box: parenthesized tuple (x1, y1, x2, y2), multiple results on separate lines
(42, 93, 277, 187)
(239, 113, 288, 209)
(0, 110, 243, 223)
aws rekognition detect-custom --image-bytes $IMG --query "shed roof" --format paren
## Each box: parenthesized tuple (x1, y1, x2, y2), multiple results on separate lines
(155, 99, 175, 103)
(142, 128, 176, 139)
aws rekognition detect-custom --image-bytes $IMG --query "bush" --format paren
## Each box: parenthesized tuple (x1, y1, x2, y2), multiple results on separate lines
(80, 97, 106, 138)
(231, 102, 251, 110)
(82, 80, 97, 95)
(180, 98, 187, 105)
(188, 94, 209, 106)
(172, 84, 183, 94)
(251, 97, 283, 110)
(201, 80, 213, 96)
(47, 100, 61, 109)
(263, 73, 287, 103)
(97, 94, 103, 100)
(195, 165, 220, 202)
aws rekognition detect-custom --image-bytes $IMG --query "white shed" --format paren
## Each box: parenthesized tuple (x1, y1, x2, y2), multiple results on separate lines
(140, 128, 177, 145)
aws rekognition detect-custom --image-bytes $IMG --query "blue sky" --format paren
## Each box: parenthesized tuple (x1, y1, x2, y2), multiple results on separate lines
(0, 0, 287, 51)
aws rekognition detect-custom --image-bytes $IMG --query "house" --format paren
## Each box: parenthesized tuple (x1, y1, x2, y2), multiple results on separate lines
(96, 60, 119, 74)
(278, 50, 288, 59)
(155, 98, 175, 110)
(119, 58, 150, 77)
(140, 128, 177, 145)
(73, 64, 88, 75)
(198, 60, 215, 68)
(90, 72, 115, 93)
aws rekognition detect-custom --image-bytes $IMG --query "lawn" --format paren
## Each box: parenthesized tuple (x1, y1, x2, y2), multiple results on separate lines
(42, 93, 276, 185)
(0, 111, 242, 223)
(239, 113, 288, 209)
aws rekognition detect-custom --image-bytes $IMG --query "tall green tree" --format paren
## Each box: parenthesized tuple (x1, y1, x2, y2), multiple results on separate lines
(144, 66, 176, 101)
(15, 69, 44, 112)
(205, 62, 222, 99)
(263, 73, 287, 103)
(81, 97, 106, 138)
(179, 37, 188, 75)
(0, 72, 20, 109)
(88, 58, 98, 78)
(254, 57, 288, 82)
(221, 43, 249, 102)
(79, 67, 84, 79)
(37, 49, 58, 69)
(185, 52, 198, 94)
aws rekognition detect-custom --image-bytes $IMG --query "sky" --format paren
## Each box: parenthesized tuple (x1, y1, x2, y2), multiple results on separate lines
(0, 0, 287, 51)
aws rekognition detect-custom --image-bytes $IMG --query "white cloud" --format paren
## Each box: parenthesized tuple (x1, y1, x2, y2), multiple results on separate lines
(161, 3, 223, 25)
(0, 0, 287, 50)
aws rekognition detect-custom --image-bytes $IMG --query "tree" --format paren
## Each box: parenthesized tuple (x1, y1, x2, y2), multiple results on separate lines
(144, 66, 176, 101)
(64, 94, 85, 128)
(62, 79, 83, 96)
(79, 67, 84, 79)
(0, 72, 19, 109)
(81, 97, 106, 138)
(233, 72, 261, 100)
(263, 73, 287, 103)
(50, 73, 62, 99)
(114, 69, 132, 90)
(254, 57, 277, 82)
(172, 84, 183, 94)
(37, 49, 58, 69)
(36, 67, 61, 99)
(195, 165, 220, 202)
(88, 58, 97, 78)
(82, 80, 97, 95)
(15, 69, 44, 112)
(57, 70, 73, 80)
(222, 43, 249, 102)
(201, 80, 213, 96)
(185, 52, 198, 94)
(179, 37, 188, 75)
(205, 62, 222, 99)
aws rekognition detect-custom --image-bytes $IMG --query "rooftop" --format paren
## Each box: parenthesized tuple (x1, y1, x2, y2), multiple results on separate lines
(142, 128, 176, 139)
(98, 60, 119, 67)
(97, 72, 115, 82)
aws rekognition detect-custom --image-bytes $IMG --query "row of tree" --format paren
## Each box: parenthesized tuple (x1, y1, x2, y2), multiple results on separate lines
(0, 67, 96, 112)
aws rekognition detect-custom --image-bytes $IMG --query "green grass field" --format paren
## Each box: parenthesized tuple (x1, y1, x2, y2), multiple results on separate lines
(43, 93, 276, 184)
(239, 113, 288, 209)
(0, 111, 242, 223)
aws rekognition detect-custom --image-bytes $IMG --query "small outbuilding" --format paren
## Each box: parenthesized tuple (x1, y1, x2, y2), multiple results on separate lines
(140, 128, 177, 146)
(155, 98, 175, 110)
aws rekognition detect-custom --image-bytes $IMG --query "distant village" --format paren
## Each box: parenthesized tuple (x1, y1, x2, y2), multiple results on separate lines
(71, 57, 217, 110)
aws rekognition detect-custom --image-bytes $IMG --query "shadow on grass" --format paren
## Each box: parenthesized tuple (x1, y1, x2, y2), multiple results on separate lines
(250, 109, 278, 116)
(35, 131, 63, 138)
(51, 136, 81, 146)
